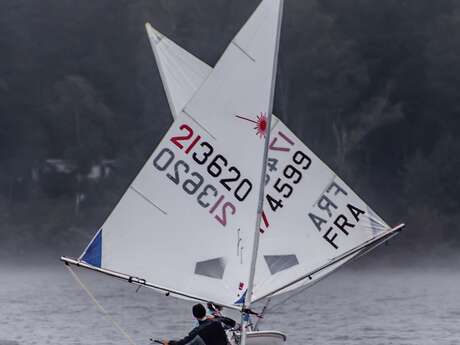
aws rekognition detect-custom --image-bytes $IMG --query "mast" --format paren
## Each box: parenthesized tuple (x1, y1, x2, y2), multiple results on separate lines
(241, 0, 284, 344)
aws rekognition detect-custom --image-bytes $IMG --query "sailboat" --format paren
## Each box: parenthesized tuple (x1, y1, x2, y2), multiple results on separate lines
(61, 1, 404, 345)
(144, 0, 405, 308)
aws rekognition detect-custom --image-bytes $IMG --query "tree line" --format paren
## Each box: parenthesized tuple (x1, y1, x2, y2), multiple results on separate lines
(0, 0, 459, 258)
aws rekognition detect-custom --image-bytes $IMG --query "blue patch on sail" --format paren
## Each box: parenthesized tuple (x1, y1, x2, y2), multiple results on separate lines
(234, 290, 247, 305)
(82, 229, 102, 267)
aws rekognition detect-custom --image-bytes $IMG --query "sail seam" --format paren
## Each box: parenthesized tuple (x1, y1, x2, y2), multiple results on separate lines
(129, 186, 167, 215)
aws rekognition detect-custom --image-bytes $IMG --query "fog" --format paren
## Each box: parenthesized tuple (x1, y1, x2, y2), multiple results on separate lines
(2, 3, 460, 344)
(1, 0, 460, 264)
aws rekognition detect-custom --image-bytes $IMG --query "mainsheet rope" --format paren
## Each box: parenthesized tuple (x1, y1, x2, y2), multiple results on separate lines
(66, 264, 139, 345)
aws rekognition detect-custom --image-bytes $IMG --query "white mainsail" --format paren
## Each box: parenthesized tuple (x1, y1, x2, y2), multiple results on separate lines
(78, 0, 284, 309)
(145, 13, 402, 304)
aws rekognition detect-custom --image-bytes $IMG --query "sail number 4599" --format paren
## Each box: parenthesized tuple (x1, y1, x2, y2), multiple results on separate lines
(266, 150, 312, 212)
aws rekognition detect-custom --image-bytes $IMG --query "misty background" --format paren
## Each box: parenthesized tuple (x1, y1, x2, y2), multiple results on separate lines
(1, 0, 459, 264)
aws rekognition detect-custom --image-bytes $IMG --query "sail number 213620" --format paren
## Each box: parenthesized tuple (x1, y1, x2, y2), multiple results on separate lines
(152, 123, 254, 227)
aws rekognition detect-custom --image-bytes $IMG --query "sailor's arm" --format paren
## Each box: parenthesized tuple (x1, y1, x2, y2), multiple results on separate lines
(214, 316, 236, 328)
(167, 326, 201, 345)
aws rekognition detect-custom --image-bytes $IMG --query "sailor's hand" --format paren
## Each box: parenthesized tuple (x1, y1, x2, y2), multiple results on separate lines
(162, 339, 169, 345)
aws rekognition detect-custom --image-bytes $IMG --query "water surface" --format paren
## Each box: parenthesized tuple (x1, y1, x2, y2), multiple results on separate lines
(0, 264, 458, 345)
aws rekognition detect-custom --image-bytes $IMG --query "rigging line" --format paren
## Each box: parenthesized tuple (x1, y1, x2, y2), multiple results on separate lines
(252, 224, 404, 304)
(253, 297, 271, 331)
(265, 278, 318, 314)
(260, 224, 404, 311)
(264, 248, 369, 314)
(265, 235, 389, 314)
(263, 253, 358, 313)
(65, 264, 139, 345)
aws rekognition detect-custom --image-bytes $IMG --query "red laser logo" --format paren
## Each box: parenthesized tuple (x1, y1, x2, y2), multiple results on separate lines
(235, 112, 268, 138)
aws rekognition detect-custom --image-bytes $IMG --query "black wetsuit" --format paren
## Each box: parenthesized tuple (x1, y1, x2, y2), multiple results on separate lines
(170, 319, 228, 345)
(213, 316, 236, 330)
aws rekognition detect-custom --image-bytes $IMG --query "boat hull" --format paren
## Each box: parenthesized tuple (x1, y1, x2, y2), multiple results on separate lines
(246, 331, 287, 345)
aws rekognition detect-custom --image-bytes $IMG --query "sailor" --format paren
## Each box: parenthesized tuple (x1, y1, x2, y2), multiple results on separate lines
(206, 302, 237, 330)
(161, 303, 228, 345)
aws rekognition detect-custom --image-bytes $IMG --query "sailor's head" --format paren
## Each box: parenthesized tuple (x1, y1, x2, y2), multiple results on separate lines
(192, 303, 207, 320)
